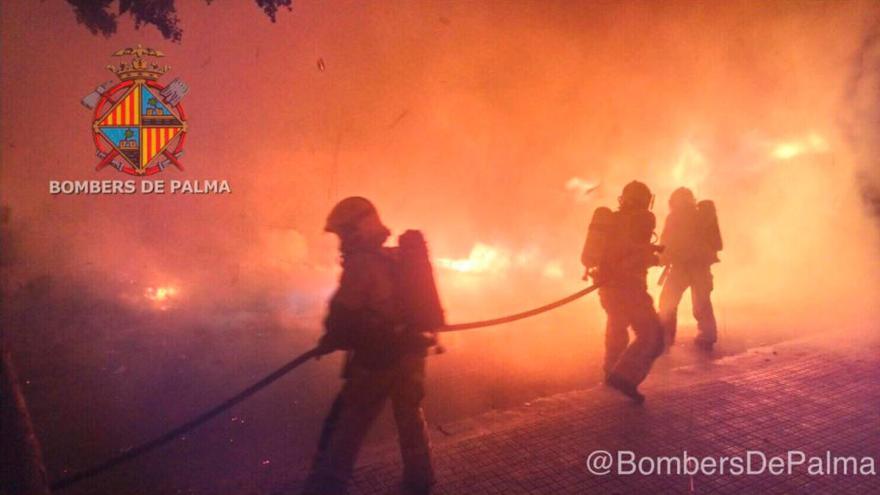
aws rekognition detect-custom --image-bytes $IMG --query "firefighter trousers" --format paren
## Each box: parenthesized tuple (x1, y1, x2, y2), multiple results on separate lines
(302, 354, 434, 495)
(658, 264, 717, 346)
(599, 287, 664, 386)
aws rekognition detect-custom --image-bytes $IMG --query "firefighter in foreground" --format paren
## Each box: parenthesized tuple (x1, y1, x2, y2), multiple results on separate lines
(581, 181, 665, 403)
(657, 187, 722, 350)
(303, 197, 439, 495)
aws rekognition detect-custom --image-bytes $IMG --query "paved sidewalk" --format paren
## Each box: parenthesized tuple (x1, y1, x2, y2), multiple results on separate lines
(277, 335, 880, 494)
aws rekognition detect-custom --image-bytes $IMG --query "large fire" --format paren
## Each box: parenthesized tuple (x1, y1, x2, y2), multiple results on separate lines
(2, 3, 880, 495)
(1, 0, 878, 439)
(435, 243, 568, 290)
(436, 243, 511, 275)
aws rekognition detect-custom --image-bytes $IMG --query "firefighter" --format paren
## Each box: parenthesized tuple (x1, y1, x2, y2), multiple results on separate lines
(302, 197, 435, 495)
(582, 181, 664, 403)
(657, 187, 722, 350)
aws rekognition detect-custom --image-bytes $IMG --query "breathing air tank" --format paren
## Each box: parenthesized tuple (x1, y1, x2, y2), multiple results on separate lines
(396, 230, 445, 351)
(696, 200, 723, 254)
(581, 206, 615, 279)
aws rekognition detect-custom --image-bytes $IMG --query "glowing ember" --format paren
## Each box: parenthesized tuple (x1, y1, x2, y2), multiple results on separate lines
(145, 286, 178, 302)
(143, 285, 179, 310)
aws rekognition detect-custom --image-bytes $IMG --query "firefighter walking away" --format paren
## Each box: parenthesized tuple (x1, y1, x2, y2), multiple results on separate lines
(302, 197, 442, 495)
(581, 181, 665, 403)
(657, 187, 722, 351)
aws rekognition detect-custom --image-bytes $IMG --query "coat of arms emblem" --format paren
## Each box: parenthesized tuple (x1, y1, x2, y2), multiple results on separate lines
(82, 45, 188, 176)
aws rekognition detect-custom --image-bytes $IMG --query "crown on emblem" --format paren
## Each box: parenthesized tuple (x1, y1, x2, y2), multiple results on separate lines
(106, 44, 170, 81)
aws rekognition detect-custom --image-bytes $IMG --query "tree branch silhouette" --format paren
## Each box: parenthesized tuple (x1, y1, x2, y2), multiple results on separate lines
(64, 0, 293, 42)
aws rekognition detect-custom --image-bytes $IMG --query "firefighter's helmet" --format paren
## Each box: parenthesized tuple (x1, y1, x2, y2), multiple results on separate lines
(325, 196, 380, 235)
(669, 187, 696, 210)
(620, 180, 653, 210)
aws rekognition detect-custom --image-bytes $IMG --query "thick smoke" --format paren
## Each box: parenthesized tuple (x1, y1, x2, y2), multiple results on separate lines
(2, 0, 879, 402)
(843, 15, 880, 228)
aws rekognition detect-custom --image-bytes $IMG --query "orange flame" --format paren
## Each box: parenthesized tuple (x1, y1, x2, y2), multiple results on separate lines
(144, 285, 179, 310)
(771, 133, 828, 160)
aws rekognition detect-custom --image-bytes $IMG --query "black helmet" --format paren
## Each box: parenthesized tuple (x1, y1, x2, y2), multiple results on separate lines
(620, 181, 653, 210)
(669, 187, 696, 211)
(325, 196, 380, 235)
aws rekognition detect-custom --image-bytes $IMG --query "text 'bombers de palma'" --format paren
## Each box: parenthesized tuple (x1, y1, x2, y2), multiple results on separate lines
(49, 179, 231, 195)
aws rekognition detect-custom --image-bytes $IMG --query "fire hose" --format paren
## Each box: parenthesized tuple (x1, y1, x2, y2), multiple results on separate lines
(440, 284, 599, 332)
(50, 284, 599, 491)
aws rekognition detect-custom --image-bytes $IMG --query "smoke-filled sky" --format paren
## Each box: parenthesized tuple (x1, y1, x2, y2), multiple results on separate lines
(2, 0, 880, 361)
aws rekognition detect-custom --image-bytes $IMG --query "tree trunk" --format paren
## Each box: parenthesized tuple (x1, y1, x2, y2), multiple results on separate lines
(0, 344, 51, 495)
